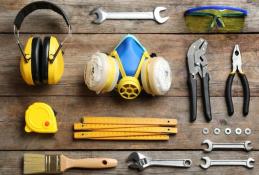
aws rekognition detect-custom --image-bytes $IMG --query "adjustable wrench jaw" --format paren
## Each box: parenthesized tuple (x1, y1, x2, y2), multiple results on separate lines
(127, 152, 150, 171)
(232, 44, 243, 73)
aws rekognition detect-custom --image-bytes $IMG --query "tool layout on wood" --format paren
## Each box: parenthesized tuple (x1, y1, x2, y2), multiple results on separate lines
(74, 116, 177, 140)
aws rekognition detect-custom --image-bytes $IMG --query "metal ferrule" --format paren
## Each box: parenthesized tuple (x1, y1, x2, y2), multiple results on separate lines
(45, 155, 61, 173)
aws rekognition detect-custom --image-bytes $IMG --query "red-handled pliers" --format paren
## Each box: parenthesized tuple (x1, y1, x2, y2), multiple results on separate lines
(225, 45, 250, 116)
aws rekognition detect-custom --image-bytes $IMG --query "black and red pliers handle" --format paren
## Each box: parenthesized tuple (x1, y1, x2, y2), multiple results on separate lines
(225, 71, 250, 116)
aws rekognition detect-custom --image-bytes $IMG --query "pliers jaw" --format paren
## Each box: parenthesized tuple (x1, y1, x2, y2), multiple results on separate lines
(187, 38, 208, 77)
(187, 38, 212, 122)
(232, 44, 243, 74)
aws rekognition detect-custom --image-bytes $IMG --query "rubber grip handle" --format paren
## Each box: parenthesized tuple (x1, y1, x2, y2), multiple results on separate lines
(239, 73, 250, 116)
(201, 73, 212, 122)
(225, 73, 235, 116)
(188, 73, 197, 122)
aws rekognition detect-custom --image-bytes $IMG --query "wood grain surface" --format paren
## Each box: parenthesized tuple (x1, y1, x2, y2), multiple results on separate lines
(0, 0, 258, 174)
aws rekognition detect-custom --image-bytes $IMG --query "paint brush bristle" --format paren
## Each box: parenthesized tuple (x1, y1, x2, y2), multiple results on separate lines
(24, 153, 61, 174)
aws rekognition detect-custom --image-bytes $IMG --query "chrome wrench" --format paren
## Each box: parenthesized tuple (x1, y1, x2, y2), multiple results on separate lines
(127, 152, 191, 171)
(91, 7, 169, 24)
(201, 157, 255, 169)
(202, 139, 252, 152)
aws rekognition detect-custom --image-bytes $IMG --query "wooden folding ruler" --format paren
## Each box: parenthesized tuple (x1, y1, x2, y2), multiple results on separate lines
(74, 132, 169, 140)
(74, 123, 153, 130)
(83, 117, 177, 126)
(74, 123, 177, 134)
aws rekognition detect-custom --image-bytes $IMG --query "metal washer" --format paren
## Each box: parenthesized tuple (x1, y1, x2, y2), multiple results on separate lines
(235, 128, 242, 135)
(202, 128, 209, 135)
(225, 128, 232, 135)
(214, 128, 221, 135)
(244, 128, 252, 135)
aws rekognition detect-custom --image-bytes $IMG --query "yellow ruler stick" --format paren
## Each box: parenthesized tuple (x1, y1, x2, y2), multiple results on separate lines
(87, 135, 169, 140)
(74, 131, 168, 139)
(74, 123, 155, 130)
(83, 117, 177, 126)
(98, 127, 177, 133)
(74, 124, 177, 134)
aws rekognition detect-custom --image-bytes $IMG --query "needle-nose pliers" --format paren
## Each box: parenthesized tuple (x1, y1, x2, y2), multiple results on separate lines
(225, 44, 250, 116)
(187, 38, 212, 122)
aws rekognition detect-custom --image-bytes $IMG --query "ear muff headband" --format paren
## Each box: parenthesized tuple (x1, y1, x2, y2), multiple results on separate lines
(14, 1, 70, 30)
(14, 1, 72, 63)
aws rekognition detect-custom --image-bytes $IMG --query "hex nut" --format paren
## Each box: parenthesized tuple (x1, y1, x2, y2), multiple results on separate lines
(214, 128, 221, 135)
(225, 128, 232, 135)
(235, 128, 242, 135)
(202, 128, 209, 135)
(244, 128, 252, 135)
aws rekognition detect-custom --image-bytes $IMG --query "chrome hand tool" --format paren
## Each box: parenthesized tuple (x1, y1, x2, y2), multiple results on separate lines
(202, 139, 252, 152)
(127, 152, 192, 171)
(91, 7, 169, 24)
(187, 38, 212, 122)
(200, 157, 254, 169)
(225, 44, 250, 116)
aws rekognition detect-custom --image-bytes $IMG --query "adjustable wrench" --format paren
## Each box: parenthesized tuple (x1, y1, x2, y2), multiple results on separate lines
(91, 7, 169, 24)
(127, 152, 191, 171)
(200, 157, 255, 169)
(202, 139, 252, 152)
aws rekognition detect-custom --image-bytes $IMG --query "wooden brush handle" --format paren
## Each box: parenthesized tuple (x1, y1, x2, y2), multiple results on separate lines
(62, 156, 118, 170)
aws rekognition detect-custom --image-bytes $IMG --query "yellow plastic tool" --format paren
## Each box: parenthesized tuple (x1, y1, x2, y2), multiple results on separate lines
(74, 132, 169, 140)
(83, 117, 177, 126)
(25, 102, 58, 133)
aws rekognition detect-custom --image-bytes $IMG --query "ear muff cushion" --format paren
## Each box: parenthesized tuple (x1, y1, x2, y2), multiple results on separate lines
(31, 37, 42, 85)
(42, 37, 50, 84)
(48, 36, 64, 84)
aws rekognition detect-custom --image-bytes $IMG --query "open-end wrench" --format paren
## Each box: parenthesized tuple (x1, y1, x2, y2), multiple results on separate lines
(200, 157, 255, 169)
(127, 152, 191, 171)
(91, 7, 169, 24)
(202, 139, 252, 152)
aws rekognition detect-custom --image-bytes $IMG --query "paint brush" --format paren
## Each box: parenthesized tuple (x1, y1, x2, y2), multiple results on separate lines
(24, 153, 117, 174)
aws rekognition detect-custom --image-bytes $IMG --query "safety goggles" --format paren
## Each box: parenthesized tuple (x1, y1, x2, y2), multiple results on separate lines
(184, 6, 247, 32)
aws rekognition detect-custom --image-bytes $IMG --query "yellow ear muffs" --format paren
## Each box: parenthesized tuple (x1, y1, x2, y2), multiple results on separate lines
(47, 36, 64, 84)
(20, 37, 42, 86)
(84, 52, 119, 94)
(141, 57, 172, 95)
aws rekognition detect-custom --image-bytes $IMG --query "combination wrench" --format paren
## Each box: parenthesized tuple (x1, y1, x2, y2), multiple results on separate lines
(91, 7, 169, 24)
(200, 157, 255, 169)
(202, 139, 252, 152)
(127, 152, 191, 171)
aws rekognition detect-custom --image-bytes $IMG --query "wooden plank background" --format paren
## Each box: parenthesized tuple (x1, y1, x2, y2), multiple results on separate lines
(0, 0, 259, 174)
